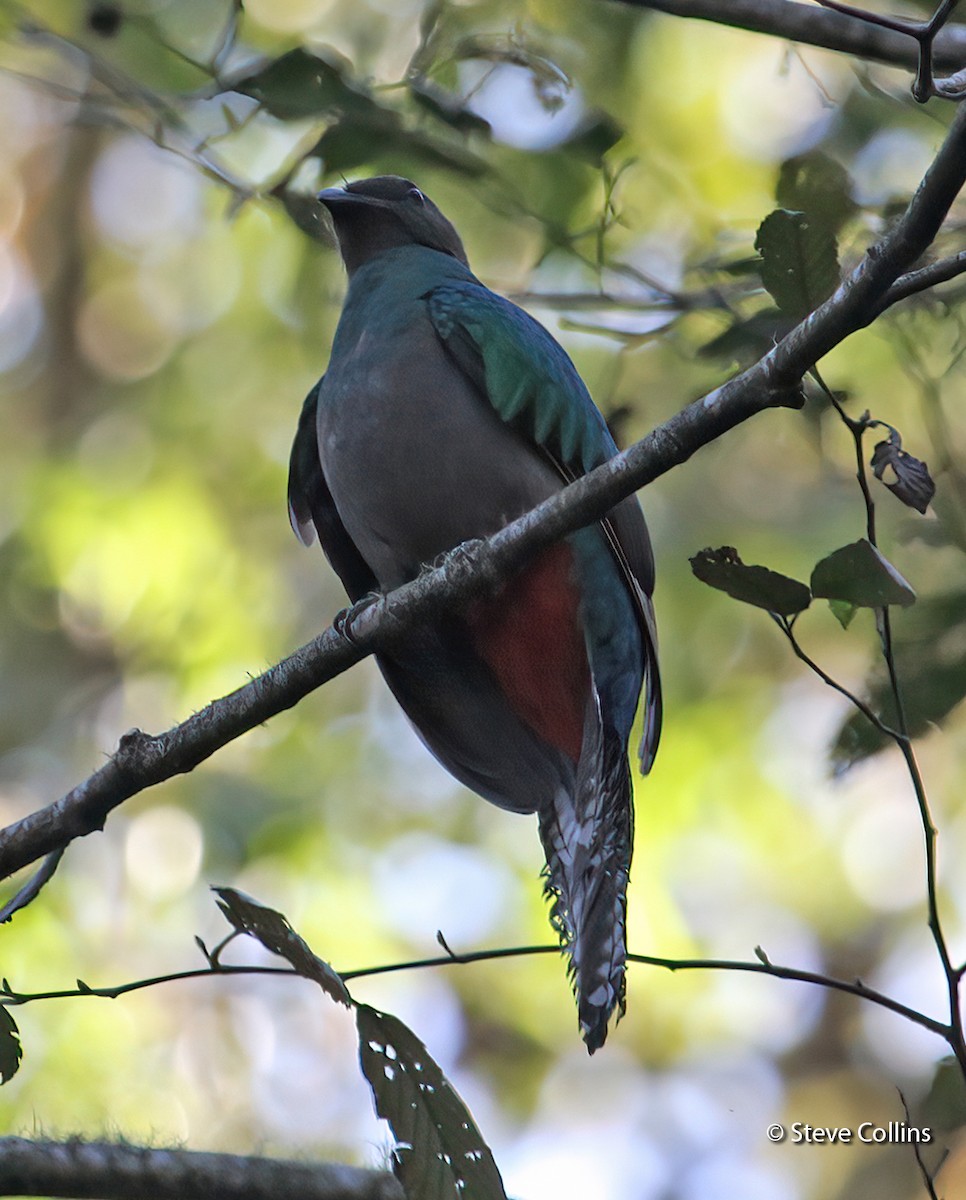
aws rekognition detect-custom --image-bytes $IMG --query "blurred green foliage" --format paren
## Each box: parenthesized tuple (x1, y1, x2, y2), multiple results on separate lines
(2, 1, 966, 1197)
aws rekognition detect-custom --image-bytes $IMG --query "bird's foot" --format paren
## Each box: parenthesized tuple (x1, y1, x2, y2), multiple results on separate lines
(333, 591, 384, 646)
(425, 538, 501, 594)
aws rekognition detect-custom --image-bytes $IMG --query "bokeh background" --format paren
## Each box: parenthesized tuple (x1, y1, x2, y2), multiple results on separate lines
(2, 1, 966, 1197)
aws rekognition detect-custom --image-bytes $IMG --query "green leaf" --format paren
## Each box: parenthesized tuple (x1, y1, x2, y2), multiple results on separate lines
(234, 47, 378, 121)
(212, 887, 351, 1007)
(827, 598, 858, 629)
(921, 1057, 966, 1133)
(776, 152, 856, 233)
(357, 1004, 507, 1200)
(755, 208, 840, 319)
(0, 1007, 22, 1085)
(689, 546, 811, 616)
(810, 540, 916, 608)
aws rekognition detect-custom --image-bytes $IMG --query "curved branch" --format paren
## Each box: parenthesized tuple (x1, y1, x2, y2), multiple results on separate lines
(612, 0, 966, 70)
(0, 1138, 402, 1200)
(3, 103, 966, 889)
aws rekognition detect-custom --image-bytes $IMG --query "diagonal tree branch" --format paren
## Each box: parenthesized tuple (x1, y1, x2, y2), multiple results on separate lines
(0, 1137, 403, 1200)
(611, 0, 966, 71)
(2, 102, 966, 892)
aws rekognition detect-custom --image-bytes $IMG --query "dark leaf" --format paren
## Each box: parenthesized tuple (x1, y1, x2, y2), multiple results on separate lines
(357, 1004, 507, 1200)
(690, 546, 811, 616)
(871, 433, 936, 514)
(776, 152, 856, 233)
(0, 1007, 22, 1084)
(277, 189, 332, 243)
(212, 887, 351, 1007)
(310, 116, 488, 178)
(833, 588, 966, 769)
(810, 540, 916, 608)
(755, 208, 840, 319)
(560, 112, 624, 165)
(409, 79, 492, 135)
(698, 308, 792, 365)
(234, 47, 378, 121)
(922, 1057, 966, 1133)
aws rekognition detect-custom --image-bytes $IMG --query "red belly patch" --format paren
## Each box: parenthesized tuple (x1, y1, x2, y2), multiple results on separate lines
(467, 542, 589, 763)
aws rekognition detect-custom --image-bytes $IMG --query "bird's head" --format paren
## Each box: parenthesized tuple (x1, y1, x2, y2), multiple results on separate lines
(317, 176, 469, 276)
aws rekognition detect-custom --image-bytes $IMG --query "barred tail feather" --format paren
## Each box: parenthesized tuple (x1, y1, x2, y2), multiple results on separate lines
(538, 693, 634, 1053)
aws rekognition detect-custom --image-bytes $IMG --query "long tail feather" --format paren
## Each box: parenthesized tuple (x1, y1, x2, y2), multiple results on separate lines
(538, 693, 633, 1052)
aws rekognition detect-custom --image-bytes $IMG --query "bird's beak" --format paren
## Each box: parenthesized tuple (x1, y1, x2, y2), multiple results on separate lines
(317, 186, 360, 210)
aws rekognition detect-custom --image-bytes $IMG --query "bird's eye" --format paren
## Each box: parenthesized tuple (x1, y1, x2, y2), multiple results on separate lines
(407, 187, 426, 205)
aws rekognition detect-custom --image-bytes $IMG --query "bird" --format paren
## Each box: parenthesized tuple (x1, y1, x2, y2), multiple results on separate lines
(288, 176, 661, 1051)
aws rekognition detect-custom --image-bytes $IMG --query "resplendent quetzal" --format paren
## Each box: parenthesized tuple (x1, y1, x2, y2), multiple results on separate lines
(288, 176, 661, 1051)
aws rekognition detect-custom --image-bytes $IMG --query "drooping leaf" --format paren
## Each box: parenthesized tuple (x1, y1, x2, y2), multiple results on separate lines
(357, 1004, 507, 1200)
(827, 598, 858, 629)
(212, 887, 351, 1007)
(0, 1007, 22, 1084)
(776, 151, 856, 233)
(810, 540, 916, 608)
(755, 208, 840, 319)
(870, 431, 936, 514)
(690, 546, 811, 616)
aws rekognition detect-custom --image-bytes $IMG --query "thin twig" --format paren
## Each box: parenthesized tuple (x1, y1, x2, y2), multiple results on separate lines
(0, 942, 951, 1039)
(898, 1089, 944, 1200)
(810, 366, 966, 1075)
(0, 850, 64, 923)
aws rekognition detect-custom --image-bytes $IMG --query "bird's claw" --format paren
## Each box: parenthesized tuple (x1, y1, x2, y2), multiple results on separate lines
(333, 591, 383, 645)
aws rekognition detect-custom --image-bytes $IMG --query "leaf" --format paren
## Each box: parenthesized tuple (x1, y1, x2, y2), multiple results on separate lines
(810, 540, 916, 608)
(0, 1007, 22, 1084)
(409, 79, 492, 136)
(776, 152, 856, 233)
(310, 117, 488, 178)
(690, 546, 811, 616)
(755, 208, 840, 319)
(827, 599, 858, 629)
(212, 887, 351, 1007)
(559, 112, 624, 165)
(921, 1057, 966, 1133)
(234, 47, 378, 121)
(833, 587, 966, 769)
(698, 309, 792, 365)
(357, 1004, 507, 1200)
(871, 432, 936, 514)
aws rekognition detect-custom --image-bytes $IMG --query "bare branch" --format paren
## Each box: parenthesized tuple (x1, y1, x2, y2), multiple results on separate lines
(612, 0, 966, 71)
(0, 1138, 403, 1200)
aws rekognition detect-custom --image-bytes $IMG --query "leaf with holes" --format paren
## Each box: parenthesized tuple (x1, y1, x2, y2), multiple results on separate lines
(212, 887, 351, 1007)
(871, 433, 935, 514)
(357, 1004, 507, 1200)
(690, 546, 811, 616)
(755, 208, 840, 319)
(0, 1007, 22, 1084)
(811, 540, 916, 609)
